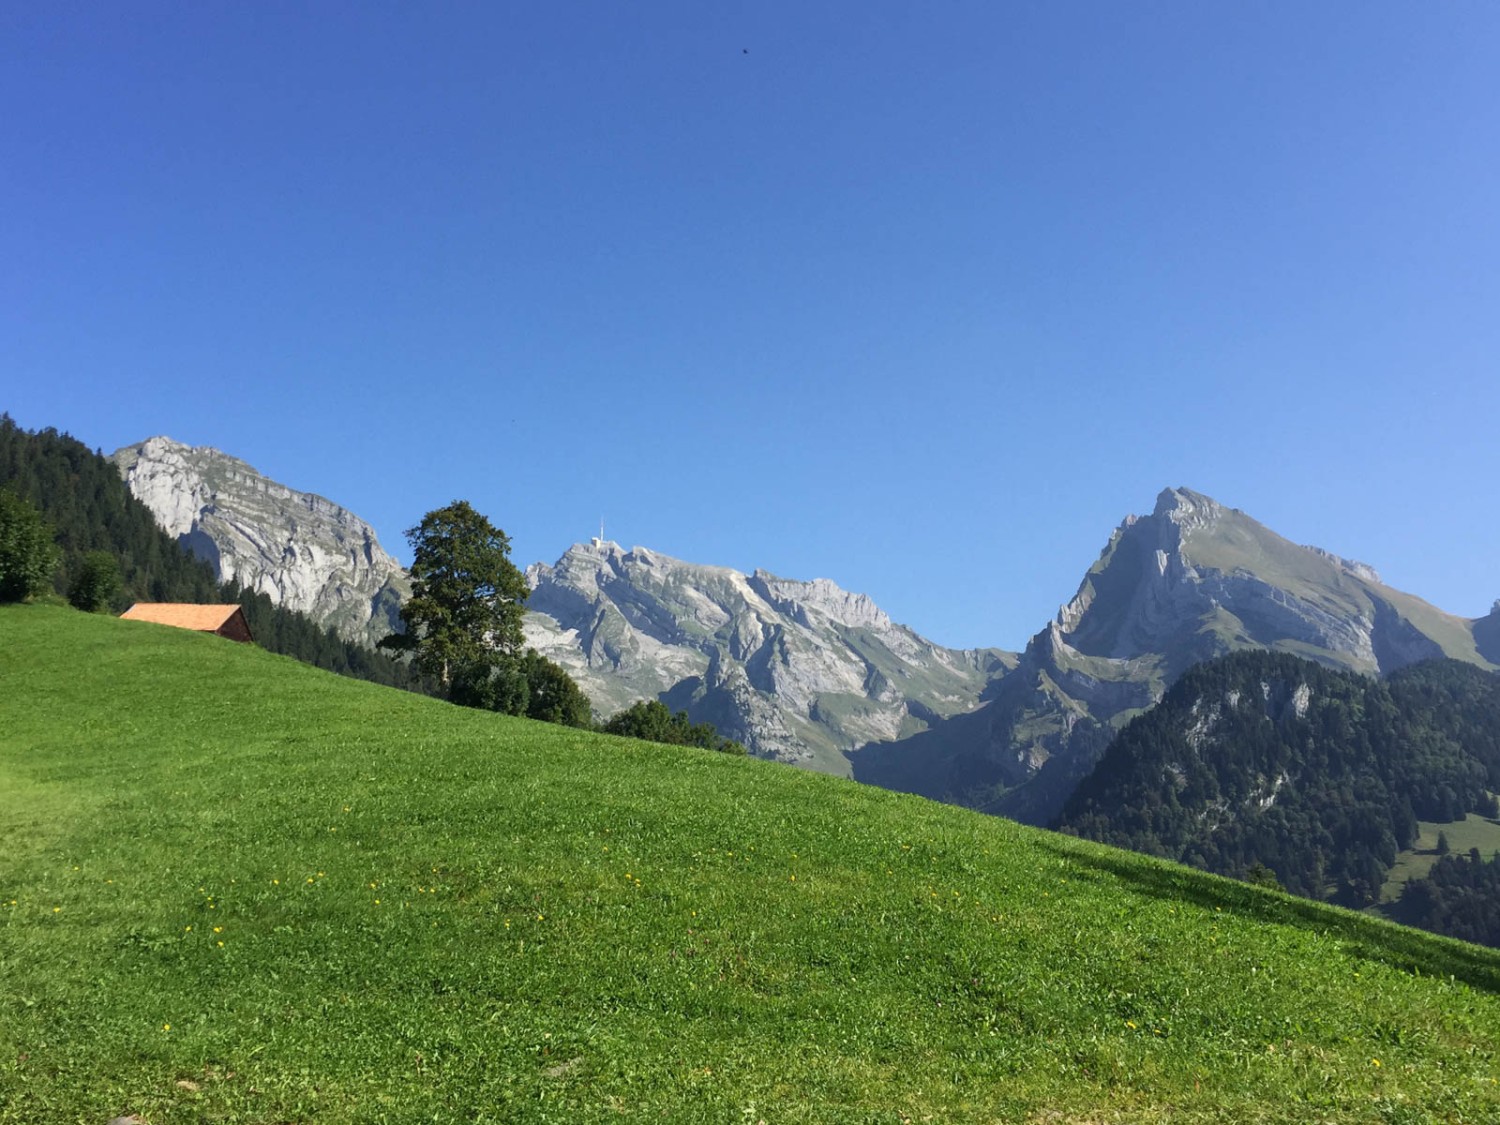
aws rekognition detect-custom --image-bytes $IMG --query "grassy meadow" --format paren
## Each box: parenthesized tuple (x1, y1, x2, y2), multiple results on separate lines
(2, 604, 1499, 1123)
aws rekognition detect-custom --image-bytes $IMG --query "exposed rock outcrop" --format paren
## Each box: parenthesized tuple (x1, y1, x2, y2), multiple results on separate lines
(112, 437, 409, 648)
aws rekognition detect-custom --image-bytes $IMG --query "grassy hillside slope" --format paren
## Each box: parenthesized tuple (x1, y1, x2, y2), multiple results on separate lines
(2, 606, 1498, 1123)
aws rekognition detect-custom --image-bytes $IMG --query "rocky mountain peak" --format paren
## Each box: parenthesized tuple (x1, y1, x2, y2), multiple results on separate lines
(521, 540, 1005, 770)
(1152, 486, 1225, 530)
(112, 437, 409, 648)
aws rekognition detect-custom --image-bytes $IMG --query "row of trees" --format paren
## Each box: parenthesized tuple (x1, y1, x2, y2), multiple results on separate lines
(1, 489, 124, 611)
(1395, 848, 1500, 948)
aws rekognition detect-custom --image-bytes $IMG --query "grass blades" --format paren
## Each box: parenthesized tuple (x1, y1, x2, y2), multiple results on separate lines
(2, 604, 1498, 1123)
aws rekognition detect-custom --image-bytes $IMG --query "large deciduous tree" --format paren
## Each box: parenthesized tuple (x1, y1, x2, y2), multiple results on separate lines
(379, 500, 529, 690)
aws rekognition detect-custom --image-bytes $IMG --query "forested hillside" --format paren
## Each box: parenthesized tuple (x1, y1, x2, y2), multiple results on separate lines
(1056, 650, 1500, 943)
(0, 415, 427, 692)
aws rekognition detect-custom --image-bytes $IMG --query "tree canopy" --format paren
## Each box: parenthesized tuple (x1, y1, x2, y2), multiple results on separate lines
(68, 549, 122, 612)
(602, 700, 746, 755)
(380, 500, 529, 688)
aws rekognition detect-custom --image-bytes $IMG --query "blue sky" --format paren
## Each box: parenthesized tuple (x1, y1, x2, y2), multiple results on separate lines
(4, 3, 1498, 650)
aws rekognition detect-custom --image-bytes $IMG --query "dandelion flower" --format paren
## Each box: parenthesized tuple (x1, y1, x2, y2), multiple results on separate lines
(1371, 1058, 1381, 1068)
(162, 1023, 171, 1031)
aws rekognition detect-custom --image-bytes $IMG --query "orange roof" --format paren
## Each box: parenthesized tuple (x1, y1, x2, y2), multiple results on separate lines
(120, 603, 245, 631)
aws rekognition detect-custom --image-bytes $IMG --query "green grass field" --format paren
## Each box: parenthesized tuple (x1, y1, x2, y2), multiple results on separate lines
(3, 605, 1499, 1123)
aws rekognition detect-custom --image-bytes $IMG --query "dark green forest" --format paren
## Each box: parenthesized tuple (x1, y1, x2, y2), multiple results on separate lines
(1055, 648, 1500, 945)
(0, 415, 429, 693)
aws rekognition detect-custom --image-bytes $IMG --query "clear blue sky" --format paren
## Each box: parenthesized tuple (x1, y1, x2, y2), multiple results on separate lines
(4, 4, 1498, 650)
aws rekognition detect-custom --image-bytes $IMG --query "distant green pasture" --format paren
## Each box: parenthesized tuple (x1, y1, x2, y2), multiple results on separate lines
(1380, 815, 1500, 904)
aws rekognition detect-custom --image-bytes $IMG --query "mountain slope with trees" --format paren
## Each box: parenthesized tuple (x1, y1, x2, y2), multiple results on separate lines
(1055, 649, 1500, 942)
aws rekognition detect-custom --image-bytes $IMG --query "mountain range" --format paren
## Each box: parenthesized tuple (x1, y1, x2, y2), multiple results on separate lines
(113, 436, 1500, 824)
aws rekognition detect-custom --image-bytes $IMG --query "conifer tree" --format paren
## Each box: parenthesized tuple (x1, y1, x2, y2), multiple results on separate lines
(0, 489, 61, 602)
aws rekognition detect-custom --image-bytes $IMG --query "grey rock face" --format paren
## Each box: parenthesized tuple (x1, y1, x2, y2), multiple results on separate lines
(523, 538, 1009, 773)
(112, 437, 410, 648)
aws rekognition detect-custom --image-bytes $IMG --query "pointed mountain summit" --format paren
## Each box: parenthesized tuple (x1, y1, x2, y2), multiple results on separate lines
(853, 487, 1495, 824)
(1058, 487, 1480, 674)
(523, 538, 1010, 772)
(111, 437, 409, 647)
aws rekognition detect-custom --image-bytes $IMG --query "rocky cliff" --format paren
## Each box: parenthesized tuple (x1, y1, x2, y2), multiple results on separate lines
(523, 538, 1012, 773)
(111, 437, 409, 648)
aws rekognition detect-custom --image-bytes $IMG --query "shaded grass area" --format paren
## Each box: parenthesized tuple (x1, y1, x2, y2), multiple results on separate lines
(2, 605, 1499, 1123)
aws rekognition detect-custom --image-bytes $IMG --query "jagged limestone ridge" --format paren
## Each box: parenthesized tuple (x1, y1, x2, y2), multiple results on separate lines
(522, 538, 1009, 774)
(111, 437, 410, 648)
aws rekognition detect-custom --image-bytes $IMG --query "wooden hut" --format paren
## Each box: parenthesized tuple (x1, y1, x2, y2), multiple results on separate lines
(120, 603, 254, 643)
